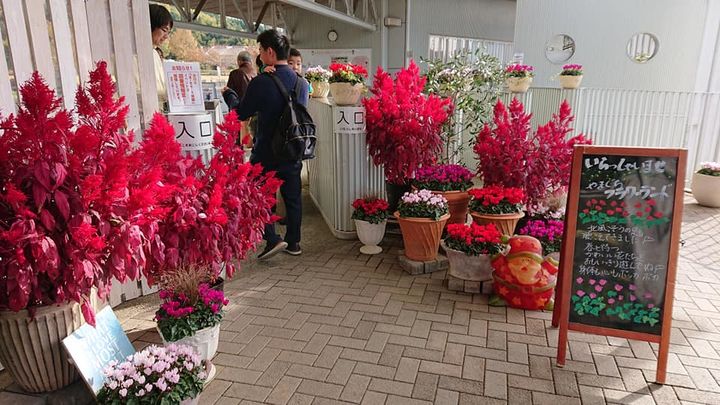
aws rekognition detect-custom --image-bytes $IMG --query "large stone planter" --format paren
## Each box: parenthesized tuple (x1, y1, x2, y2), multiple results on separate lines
(470, 211, 525, 236)
(442, 241, 493, 282)
(395, 211, 450, 262)
(159, 323, 220, 362)
(559, 75, 583, 89)
(506, 76, 532, 93)
(436, 190, 470, 225)
(330, 82, 364, 105)
(311, 81, 330, 98)
(0, 302, 85, 393)
(355, 219, 387, 254)
(691, 172, 720, 208)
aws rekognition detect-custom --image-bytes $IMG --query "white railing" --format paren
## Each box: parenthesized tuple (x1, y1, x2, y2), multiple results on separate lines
(428, 34, 514, 64)
(460, 87, 720, 185)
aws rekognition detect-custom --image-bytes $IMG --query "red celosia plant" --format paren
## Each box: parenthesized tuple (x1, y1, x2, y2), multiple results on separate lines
(468, 186, 525, 214)
(364, 60, 453, 184)
(444, 222, 505, 256)
(0, 63, 146, 325)
(351, 197, 389, 224)
(127, 111, 282, 284)
(473, 98, 591, 206)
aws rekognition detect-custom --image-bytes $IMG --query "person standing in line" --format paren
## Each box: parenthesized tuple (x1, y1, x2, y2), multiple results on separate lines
(226, 51, 256, 100)
(149, 4, 173, 106)
(233, 30, 309, 260)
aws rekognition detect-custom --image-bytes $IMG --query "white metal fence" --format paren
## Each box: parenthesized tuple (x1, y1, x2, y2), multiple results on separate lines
(428, 34, 514, 64)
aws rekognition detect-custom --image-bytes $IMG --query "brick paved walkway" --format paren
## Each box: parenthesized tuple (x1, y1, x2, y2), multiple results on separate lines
(114, 193, 720, 404)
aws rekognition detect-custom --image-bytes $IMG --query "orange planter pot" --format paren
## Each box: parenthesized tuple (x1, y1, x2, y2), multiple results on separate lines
(470, 211, 525, 236)
(436, 190, 470, 225)
(395, 211, 450, 262)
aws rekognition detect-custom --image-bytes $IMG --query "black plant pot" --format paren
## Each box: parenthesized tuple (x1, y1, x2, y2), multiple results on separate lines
(386, 181, 411, 214)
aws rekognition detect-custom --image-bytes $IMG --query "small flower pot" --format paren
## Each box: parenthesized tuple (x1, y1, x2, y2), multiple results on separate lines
(330, 82, 364, 105)
(355, 219, 387, 254)
(470, 211, 525, 236)
(691, 172, 720, 207)
(311, 81, 330, 98)
(559, 75, 583, 89)
(506, 77, 532, 93)
(395, 211, 450, 262)
(158, 323, 220, 362)
(441, 241, 493, 281)
(436, 190, 470, 225)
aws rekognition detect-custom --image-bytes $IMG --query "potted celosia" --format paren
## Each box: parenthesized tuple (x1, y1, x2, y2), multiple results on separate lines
(395, 189, 450, 262)
(97, 344, 206, 405)
(305, 66, 331, 98)
(468, 185, 525, 236)
(0, 64, 148, 393)
(351, 196, 390, 254)
(364, 61, 453, 212)
(473, 98, 591, 208)
(442, 222, 505, 282)
(691, 162, 720, 207)
(559, 64, 583, 89)
(329, 62, 368, 105)
(505, 64, 534, 93)
(413, 164, 474, 225)
(155, 265, 228, 367)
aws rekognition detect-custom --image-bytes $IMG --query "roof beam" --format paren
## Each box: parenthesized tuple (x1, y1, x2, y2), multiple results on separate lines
(192, 0, 210, 20)
(275, 0, 375, 31)
(254, 2, 270, 32)
(173, 20, 257, 39)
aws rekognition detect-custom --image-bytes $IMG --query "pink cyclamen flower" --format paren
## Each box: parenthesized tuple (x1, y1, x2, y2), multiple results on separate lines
(589, 279, 596, 285)
(648, 303, 655, 309)
(594, 285, 602, 292)
(599, 279, 607, 286)
(607, 298, 615, 304)
(589, 293, 596, 299)
(576, 277, 583, 284)
(630, 295, 637, 302)
(576, 290, 586, 297)
(629, 284, 636, 291)
(614, 284, 623, 292)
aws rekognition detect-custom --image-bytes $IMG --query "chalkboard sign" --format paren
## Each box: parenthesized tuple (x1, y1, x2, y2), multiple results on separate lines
(554, 146, 686, 384)
(62, 306, 136, 395)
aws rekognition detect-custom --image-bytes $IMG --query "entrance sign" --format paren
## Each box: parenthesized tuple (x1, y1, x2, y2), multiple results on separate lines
(164, 61, 204, 113)
(554, 146, 686, 384)
(167, 112, 214, 152)
(63, 306, 135, 394)
(333, 106, 365, 134)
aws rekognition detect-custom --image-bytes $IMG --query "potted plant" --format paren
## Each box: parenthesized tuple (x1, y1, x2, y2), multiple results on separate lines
(395, 189, 450, 262)
(505, 64, 534, 93)
(691, 162, 720, 207)
(0, 64, 148, 392)
(97, 344, 206, 405)
(474, 98, 591, 208)
(518, 219, 564, 261)
(468, 185, 525, 236)
(442, 222, 505, 282)
(305, 66, 331, 98)
(413, 164, 474, 225)
(329, 62, 368, 105)
(559, 64, 583, 89)
(364, 61, 453, 212)
(351, 196, 390, 254)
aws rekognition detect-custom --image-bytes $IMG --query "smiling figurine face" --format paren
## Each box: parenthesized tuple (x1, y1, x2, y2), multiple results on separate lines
(508, 255, 542, 285)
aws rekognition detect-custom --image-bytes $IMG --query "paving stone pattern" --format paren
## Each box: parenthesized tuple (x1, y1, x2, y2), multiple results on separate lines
(102, 195, 720, 404)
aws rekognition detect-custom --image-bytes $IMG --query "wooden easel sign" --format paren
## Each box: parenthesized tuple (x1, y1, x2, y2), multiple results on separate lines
(553, 146, 686, 384)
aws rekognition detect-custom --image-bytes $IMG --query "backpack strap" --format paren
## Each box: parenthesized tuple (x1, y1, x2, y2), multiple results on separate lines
(268, 73, 299, 124)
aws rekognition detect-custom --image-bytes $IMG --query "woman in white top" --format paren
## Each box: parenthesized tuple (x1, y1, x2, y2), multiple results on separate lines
(149, 4, 173, 105)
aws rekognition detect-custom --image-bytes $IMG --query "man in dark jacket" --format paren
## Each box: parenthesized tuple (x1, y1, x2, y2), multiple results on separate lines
(233, 29, 309, 260)
(226, 51, 255, 100)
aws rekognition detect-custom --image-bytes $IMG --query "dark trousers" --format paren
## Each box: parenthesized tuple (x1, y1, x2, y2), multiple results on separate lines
(259, 160, 302, 245)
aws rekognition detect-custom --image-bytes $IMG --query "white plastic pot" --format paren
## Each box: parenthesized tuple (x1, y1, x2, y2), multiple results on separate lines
(180, 395, 200, 405)
(355, 219, 387, 254)
(159, 323, 220, 361)
(691, 172, 720, 207)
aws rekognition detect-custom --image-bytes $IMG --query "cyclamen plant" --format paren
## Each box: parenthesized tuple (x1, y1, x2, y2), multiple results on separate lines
(505, 64, 534, 78)
(444, 222, 505, 256)
(351, 197, 389, 224)
(156, 283, 229, 342)
(97, 344, 205, 404)
(518, 219, 564, 254)
(413, 164, 474, 191)
(397, 189, 449, 220)
(329, 63, 368, 85)
(697, 161, 720, 176)
(305, 66, 331, 83)
(468, 186, 525, 214)
(561, 64, 583, 76)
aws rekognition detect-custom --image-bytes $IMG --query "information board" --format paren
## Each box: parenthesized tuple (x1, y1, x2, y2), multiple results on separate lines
(164, 61, 205, 113)
(554, 146, 686, 384)
(63, 306, 135, 395)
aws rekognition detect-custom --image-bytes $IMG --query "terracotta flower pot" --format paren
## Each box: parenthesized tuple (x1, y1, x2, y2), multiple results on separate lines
(470, 211, 525, 236)
(506, 76, 532, 93)
(330, 82, 364, 105)
(441, 241, 493, 281)
(436, 190, 470, 225)
(0, 302, 85, 393)
(691, 172, 720, 208)
(559, 75, 583, 89)
(311, 81, 330, 98)
(355, 219, 387, 254)
(395, 211, 450, 262)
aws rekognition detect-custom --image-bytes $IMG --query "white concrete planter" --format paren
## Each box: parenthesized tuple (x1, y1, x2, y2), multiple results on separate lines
(355, 219, 387, 255)
(506, 76, 532, 93)
(159, 323, 220, 362)
(180, 395, 201, 405)
(691, 172, 720, 207)
(330, 82, 364, 105)
(311, 81, 330, 98)
(442, 242, 494, 282)
(559, 75, 583, 89)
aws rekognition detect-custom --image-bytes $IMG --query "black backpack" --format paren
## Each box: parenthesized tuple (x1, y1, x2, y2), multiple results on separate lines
(268, 74, 317, 161)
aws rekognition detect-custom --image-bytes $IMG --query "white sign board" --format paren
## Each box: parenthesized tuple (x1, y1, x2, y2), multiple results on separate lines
(333, 106, 366, 134)
(164, 61, 204, 113)
(299, 48, 371, 73)
(167, 112, 215, 152)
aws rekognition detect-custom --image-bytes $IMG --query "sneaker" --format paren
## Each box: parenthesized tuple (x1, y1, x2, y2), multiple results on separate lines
(285, 243, 302, 256)
(258, 241, 288, 260)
